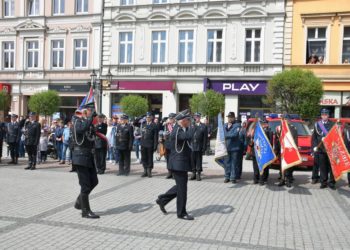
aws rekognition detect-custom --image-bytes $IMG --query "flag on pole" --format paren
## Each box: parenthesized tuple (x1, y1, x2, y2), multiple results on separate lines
(322, 125, 350, 181)
(214, 113, 227, 168)
(79, 87, 95, 110)
(253, 122, 277, 174)
(280, 119, 302, 172)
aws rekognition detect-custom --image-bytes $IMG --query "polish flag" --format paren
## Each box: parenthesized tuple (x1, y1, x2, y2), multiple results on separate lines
(280, 119, 302, 172)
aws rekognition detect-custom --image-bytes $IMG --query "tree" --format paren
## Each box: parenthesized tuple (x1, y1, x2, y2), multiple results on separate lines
(28, 90, 61, 117)
(120, 95, 149, 118)
(0, 91, 10, 111)
(189, 90, 225, 118)
(265, 68, 323, 119)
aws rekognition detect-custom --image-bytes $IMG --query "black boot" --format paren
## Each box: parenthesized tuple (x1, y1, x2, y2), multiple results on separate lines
(15, 157, 18, 164)
(81, 194, 100, 219)
(190, 172, 196, 180)
(196, 172, 201, 181)
(8, 158, 15, 164)
(165, 170, 172, 179)
(141, 169, 148, 177)
(74, 195, 81, 210)
(147, 168, 152, 178)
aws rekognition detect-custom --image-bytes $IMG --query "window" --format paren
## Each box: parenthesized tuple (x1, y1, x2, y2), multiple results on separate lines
(342, 27, 350, 64)
(152, 31, 166, 64)
(28, 0, 39, 16)
(120, 0, 134, 5)
(2, 41, 15, 69)
(74, 39, 87, 68)
(4, 0, 15, 17)
(51, 40, 64, 68)
(119, 32, 133, 64)
(76, 0, 88, 14)
(27, 41, 39, 69)
(179, 30, 194, 63)
(153, 0, 167, 4)
(207, 30, 223, 63)
(245, 29, 261, 63)
(180, 0, 193, 2)
(306, 27, 327, 64)
(53, 0, 64, 15)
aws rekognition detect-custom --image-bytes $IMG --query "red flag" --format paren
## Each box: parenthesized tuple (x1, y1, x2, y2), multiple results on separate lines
(280, 119, 302, 172)
(322, 125, 350, 181)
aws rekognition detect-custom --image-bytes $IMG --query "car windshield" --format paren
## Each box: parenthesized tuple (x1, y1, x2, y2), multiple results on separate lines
(269, 121, 311, 136)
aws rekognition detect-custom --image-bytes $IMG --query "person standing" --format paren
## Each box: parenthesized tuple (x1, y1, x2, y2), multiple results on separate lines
(0, 120, 6, 164)
(6, 114, 21, 164)
(140, 112, 158, 178)
(23, 112, 41, 170)
(95, 115, 108, 175)
(312, 108, 335, 189)
(56, 121, 64, 163)
(164, 113, 176, 179)
(61, 121, 72, 165)
(224, 112, 242, 184)
(236, 121, 247, 180)
(115, 114, 133, 176)
(190, 113, 207, 181)
(39, 129, 48, 164)
(343, 123, 350, 187)
(112, 116, 120, 165)
(156, 110, 194, 220)
(133, 126, 141, 163)
(106, 119, 115, 163)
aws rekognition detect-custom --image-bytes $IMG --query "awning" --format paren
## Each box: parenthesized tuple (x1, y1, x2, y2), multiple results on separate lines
(111, 81, 175, 92)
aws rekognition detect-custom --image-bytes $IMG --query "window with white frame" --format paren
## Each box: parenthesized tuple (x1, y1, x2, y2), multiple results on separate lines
(306, 27, 327, 64)
(27, 41, 39, 69)
(4, 0, 15, 17)
(179, 30, 194, 63)
(119, 32, 133, 64)
(120, 0, 134, 6)
(152, 31, 166, 64)
(53, 0, 65, 15)
(180, 0, 193, 2)
(76, 0, 88, 14)
(28, 0, 39, 16)
(207, 30, 223, 63)
(2, 41, 15, 69)
(342, 27, 350, 64)
(245, 29, 261, 63)
(153, 0, 167, 4)
(74, 39, 87, 68)
(51, 40, 64, 68)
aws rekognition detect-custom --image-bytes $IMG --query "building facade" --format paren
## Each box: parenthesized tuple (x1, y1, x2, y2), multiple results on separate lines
(285, 0, 350, 118)
(0, 0, 103, 118)
(101, 0, 285, 120)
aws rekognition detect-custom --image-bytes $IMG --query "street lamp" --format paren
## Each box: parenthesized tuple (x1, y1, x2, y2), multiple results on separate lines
(90, 69, 97, 88)
(106, 69, 113, 85)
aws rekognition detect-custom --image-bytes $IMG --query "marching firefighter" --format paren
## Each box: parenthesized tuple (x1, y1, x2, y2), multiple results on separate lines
(115, 114, 133, 176)
(6, 114, 21, 165)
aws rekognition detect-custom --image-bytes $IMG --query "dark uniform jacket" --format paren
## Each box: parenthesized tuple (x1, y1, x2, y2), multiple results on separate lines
(168, 124, 193, 172)
(344, 126, 350, 152)
(164, 123, 175, 150)
(312, 120, 334, 153)
(140, 122, 158, 150)
(95, 122, 107, 149)
(71, 116, 95, 168)
(247, 123, 273, 158)
(115, 124, 134, 151)
(24, 121, 41, 146)
(191, 123, 208, 152)
(0, 123, 5, 141)
(224, 123, 242, 152)
(6, 122, 21, 144)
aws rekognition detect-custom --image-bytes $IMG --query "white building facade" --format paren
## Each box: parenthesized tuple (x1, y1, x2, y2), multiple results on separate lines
(101, 0, 285, 119)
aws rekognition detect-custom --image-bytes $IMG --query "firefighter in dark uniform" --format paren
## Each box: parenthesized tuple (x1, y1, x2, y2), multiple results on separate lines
(71, 107, 99, 219)
(343, 123, 350, 187)
(140, 112, 158, 178)
(156, 110, 194, 220)
(115, 114, 134, 176)
(312, 108, 335, 189)
(95, 114, 108, 175)
(23, 112, 41, 170)
(190, 112, 208, 181)
(164, 113, 176, 179)
(7, 114, 21, 164)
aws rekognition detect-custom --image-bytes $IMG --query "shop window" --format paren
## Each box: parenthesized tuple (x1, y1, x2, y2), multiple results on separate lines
(306, 27, 327, 64)
(207, 30, 223, 63)
(342, 27, 350, 64)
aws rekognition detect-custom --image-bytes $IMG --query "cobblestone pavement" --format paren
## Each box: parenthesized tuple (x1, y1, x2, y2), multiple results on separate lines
(0, 153, 350, 250)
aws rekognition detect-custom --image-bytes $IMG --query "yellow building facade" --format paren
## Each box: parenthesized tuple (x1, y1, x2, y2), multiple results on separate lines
(285, 0, 350, 118)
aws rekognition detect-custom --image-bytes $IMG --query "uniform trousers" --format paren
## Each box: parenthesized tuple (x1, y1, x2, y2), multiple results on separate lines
(158, 171, 188, 217)
(118, 149, 131, 174)
(9, 142, 19, 160)
(191, 151, 203, 172)
(319, 152, 335, 185)
(26, 145, 37, 166)
(141, 147, 154, 169)
(75, 165, 98, 194)
(312, 153, 320, 181)
(95, 148, 107, 171)
(252, 156, 269, 183)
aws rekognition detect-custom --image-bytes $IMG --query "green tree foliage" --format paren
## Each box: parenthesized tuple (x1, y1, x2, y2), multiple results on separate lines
(0, 91, 10, 111)
(28, 90, 61, 117)
(266, 68, 323, 119)
(189, 90, 225, 118)
(120, 95, 149, 118)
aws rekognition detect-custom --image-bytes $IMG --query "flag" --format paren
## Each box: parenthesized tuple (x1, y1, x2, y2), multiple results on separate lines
(254, 122, 277, 174)
(79, 87, 95, 110)
(280, 119, 302, 172)
(322, 125, 350, 181)
(214, 113, 227, 168)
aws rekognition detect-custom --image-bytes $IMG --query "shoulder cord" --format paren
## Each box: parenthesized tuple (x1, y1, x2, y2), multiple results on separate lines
(347, 128, 350, 142)
(175, 127, 186, 153)
(73, 119, 84, 146)
(314, 122, 322, 136)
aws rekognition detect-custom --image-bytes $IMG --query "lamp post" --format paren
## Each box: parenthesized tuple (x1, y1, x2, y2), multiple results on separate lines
(89, 69, 101, 113)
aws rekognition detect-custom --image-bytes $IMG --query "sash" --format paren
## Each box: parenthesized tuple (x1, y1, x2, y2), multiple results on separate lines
(317, 121, 329, 136)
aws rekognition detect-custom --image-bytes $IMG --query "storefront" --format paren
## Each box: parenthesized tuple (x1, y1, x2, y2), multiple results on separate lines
(320, 91, 350, 118)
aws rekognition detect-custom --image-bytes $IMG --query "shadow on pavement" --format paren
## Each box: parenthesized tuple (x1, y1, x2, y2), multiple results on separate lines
(99, 203, 154, 215)
(190, 205, 234, 217)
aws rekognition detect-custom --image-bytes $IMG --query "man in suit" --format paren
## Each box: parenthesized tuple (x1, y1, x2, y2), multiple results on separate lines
(7, 114, 21, 164)
(190, 112, 208, 181)
(140, 112, 158, 178)
(24, 112, 41, 170)
(115, 114, 134, 176)
(156, 110, 194, 220)
(164, 113, 176, 179)
(95, 114, 108, 175)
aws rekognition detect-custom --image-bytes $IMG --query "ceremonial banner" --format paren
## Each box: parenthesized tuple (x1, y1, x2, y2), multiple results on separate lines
(322, 126, 350, 181)
(79, 87, 95, 110)
(280, 119, 302, 172)
(254, 122, 277, 174)
(214, 113, 227, 168)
